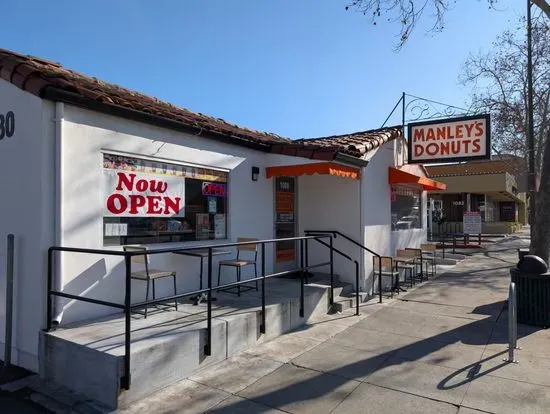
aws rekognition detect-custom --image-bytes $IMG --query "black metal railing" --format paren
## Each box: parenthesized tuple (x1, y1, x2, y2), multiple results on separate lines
(46, 234, 339, 391)
(451, 233, 482, 253)
(305, 230, 383, 304)
(302, 235, 360, 316)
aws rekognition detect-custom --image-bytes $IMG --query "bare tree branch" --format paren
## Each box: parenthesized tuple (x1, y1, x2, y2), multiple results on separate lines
(345, 1, 550, 47)
(533, 0, 550, 18)
(461, 15, 550, 174)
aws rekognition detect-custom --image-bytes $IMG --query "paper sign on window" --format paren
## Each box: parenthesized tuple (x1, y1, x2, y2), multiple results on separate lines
(103, 169, 186, 217)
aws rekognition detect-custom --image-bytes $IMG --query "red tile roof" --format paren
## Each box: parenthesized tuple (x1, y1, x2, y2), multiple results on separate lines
(0, 48, 402, 161)
(425, 158, 525, 177)
(284, 127, 403, 158)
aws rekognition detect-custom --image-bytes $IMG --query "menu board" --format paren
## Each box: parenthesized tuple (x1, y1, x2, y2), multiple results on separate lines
(214, 214, 226, 239)
(275, 177, 296, 263)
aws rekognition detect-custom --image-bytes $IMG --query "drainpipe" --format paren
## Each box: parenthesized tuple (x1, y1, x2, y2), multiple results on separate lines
(52, 102, 64, 326)
(359, 166, 365, 292)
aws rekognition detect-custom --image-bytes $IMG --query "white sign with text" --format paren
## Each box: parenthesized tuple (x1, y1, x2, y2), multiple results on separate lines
(103, 169, 185, 217)
(408, 114, 491, 164)
(463, 211, 482, 235)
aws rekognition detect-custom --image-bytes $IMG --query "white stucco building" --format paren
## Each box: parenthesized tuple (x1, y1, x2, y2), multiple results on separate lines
(0, 48, 445, 376)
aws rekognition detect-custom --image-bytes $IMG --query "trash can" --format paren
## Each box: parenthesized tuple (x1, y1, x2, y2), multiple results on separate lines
(510, 255, 550, 327)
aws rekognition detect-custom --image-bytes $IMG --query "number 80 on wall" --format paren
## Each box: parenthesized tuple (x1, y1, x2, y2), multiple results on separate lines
(0, 111, 15, 140)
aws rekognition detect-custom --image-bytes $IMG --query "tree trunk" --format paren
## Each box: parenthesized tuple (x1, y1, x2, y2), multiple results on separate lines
(531, 129, 550, 264)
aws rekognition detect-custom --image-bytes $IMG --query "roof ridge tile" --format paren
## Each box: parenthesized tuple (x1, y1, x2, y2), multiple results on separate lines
(0, 47, 401, 157)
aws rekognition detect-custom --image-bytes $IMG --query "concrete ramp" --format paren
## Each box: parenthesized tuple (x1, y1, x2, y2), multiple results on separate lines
(39, 277, 345, 409)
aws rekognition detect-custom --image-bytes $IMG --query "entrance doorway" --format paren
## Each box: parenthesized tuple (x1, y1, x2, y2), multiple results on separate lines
(274, 177, 297, 272)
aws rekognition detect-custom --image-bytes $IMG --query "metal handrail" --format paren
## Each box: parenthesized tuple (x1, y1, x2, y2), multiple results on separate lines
(305, 230, 383, 304)
(48, 235, 318, 257)
(307, 236, 360, 316)
(46, 233, 336, 391)
(305, 230, 381, 258)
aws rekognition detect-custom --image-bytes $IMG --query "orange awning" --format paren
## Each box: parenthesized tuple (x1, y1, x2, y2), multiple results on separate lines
(266, 162, 360, 180)
(389, 167, 446, 191)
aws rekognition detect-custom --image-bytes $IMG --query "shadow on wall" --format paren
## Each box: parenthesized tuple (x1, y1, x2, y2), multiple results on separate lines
(54, 258, 111, 323)
(54, 245, 266, 326)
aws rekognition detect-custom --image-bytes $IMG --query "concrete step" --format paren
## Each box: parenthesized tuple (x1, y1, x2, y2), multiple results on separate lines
(331, 296, 355, 313)
(303, 272, 359, 314)
(39, 277, 341, 410)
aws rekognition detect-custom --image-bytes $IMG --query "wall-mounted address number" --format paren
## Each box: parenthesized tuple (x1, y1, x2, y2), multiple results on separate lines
(0, 111, 15, 140)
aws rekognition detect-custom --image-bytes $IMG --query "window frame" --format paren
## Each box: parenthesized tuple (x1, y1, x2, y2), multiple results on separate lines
(101, 151, 230, 246)
(390, 185, 424, 231)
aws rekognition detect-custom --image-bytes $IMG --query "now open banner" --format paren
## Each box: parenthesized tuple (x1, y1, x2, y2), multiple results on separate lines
(407, 114, 491, 164)
(103, 169, 185, 217)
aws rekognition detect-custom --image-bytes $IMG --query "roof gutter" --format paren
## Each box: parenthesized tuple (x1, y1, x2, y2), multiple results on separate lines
(334, 152, 369, 167)
(42, 87, 274, 152)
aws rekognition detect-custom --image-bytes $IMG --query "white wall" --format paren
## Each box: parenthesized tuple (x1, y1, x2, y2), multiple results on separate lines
(390, 190, 428, 253)
(0, 80, 56, 371)
(391, 163, 428, 253)
(361, 145, 393, 293)
(297, 174, 361, 287)
(58, 106, 326, 325)
(59, 106, 268, 324)
(361, 141, 428, 294)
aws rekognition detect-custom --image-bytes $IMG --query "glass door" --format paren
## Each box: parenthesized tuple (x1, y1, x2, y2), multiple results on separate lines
(274, 177, 297, 272)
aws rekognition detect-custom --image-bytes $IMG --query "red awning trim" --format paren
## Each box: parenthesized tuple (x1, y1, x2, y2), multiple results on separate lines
(389, 167, 446, 191)
(266, 162, 360, 180)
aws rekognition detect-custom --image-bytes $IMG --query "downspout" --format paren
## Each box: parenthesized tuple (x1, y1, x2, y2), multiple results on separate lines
(359, 167, 364, 292)
(52, 102, 64, 326)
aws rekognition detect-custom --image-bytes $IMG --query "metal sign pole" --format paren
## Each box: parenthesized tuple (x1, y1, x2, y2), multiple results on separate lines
(505, 282, 519, 363)
(4, 234, 15, 367)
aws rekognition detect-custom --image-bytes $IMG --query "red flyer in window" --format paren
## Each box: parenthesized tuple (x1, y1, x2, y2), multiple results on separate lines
(196, 213, 210, 240)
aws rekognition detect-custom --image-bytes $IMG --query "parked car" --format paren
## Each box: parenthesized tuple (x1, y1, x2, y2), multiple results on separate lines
(395, 215, 420, 230)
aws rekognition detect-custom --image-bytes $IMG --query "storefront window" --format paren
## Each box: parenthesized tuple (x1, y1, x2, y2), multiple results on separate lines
(391, 186, 422, 231)
(499, 201, 517, 222)
(102, 154, 228, 245)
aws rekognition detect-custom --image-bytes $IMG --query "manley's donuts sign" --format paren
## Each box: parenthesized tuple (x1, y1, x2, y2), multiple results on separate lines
(407, 114, 491, 164)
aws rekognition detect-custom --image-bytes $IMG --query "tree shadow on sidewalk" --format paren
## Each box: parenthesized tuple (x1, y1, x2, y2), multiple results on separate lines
(205, 302, 547, 414)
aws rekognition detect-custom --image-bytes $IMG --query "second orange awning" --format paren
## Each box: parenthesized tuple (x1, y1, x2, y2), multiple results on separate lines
(389, 167, 446, 191)
(266, 162, 360, 180)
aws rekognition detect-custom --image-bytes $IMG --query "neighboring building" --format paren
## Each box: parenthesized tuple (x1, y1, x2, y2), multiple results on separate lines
(425, 156, 527, 234)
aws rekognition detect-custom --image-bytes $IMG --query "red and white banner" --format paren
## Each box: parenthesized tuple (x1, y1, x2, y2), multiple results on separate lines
(408, 115, 491, 164)
(103, 169, 185, 217)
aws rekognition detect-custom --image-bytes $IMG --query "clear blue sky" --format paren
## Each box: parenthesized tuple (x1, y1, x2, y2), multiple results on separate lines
(2, 0, 524, 138)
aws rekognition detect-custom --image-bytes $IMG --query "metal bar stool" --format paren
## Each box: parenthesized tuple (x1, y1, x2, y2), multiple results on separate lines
(420, 243, 437, 278)
(373, 256, 400, 297)
(123, 246, 178, 318)
(218, 238, 259, 296)
(395, 249, 417, 287)
(405, 248, 428, 282)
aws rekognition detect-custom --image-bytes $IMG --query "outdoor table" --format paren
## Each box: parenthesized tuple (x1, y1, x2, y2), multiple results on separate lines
(173, 248, 231, 304)
(392, 256, 415, 292)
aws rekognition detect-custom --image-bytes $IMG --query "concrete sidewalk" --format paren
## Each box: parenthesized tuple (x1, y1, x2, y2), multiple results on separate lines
(117, 233, 550, 414)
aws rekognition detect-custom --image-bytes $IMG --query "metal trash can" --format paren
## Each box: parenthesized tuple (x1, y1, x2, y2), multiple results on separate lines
(510, 255, 550, 327)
